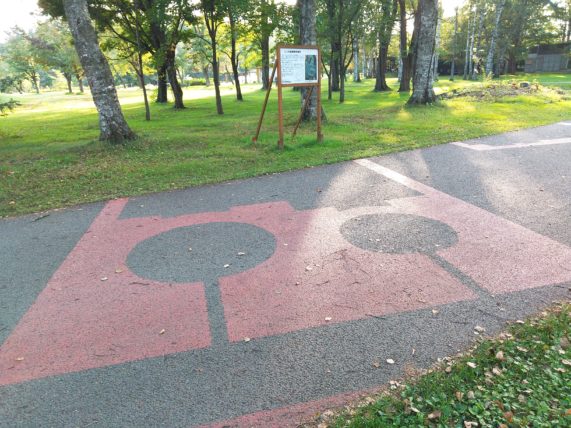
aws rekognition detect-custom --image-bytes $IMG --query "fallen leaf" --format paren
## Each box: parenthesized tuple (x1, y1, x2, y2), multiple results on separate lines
(562, 359, 571, 366)
(115, 268, 123, 274)
(100, 277, 108, 281)
(516, 346, 528, 353)
(464, 422, 478, 428)
(455, 391, 464, 400)
(496, 350, 505, 361)
(386, 358, 395, 365)
(565, 409, 571, 416)
(243, 337, 251, 342)
(445, 366, 452, 373)
(432, 309, 439, 315)
(474, 325, 486, 333)
(325, 317, 332, 322)
(515, 320, 525, 324)
(224, 264, 230, 268)
(410, 406, 420, 413)
(467, 362, 477, 368)
(15, 357, 24, 362)
(492, 367, 502, 376)
(503, 411, 514, 422)
(427, 410, 441, 420)
(188, 247, 192, 252)
(305, 266, 313, 271)
(237, 252, 246, 256)
(467, 391, 475, 400)
(372, 362, 380, 368)
(159, 329, 165, 335)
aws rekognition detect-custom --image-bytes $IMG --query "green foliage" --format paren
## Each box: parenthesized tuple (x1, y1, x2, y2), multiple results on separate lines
(334, 304, 571, 427)
(0, 98, 20, 116)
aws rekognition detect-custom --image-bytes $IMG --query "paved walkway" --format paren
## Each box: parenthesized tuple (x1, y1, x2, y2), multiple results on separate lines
(1, 122, 571, 427)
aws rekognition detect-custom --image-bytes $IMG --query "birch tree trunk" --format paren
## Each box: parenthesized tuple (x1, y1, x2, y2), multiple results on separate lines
(471, 2, 485, 80)
(407, 0, 438, 105)
(450, 7, 458, 80)
(63, 0, 135, 143)
(353, 36, 361, 82)
(463, 7, 473, 79)
(485, 0, 506, 77)
(431, 11, 441, 83)
(299, 0, 322, 120)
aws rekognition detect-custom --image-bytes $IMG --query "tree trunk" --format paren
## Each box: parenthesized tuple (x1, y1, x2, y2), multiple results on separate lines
(431, 12, 441, 82)
(76, 73, 84, 92)
(63, 0, 135, 143)
(450, 7, 458, 80)
(374, 44, 391, 91)
(463, 9, 473, 79)
(330, 41, 341, 91)
(203, 65, 211, 86)
(299, 0, 322, 120)
(398, 0, 412, 92)
(156, 64, 168, 102)
(31, 72, 40, 94)
(353, 37, 360, 82)
(64, 72, 73, 93)
(408, 0, 438, 105)
(471, 4, 485, 80)
(261, 35, 270, 90)
(486, 0, 506, 77)
(212, 42, 224, 115)
(166, 47, 184, 109)
(229, 14, 243, 101)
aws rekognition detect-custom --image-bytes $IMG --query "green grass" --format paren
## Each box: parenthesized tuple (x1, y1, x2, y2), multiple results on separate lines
(331, 304, 571, 427)
(2, 73, 571, 217)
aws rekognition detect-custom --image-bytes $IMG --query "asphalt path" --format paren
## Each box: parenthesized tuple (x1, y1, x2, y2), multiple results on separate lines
(1, 122, 571, 427)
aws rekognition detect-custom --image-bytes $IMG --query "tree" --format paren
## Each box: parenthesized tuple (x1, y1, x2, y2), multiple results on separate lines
(485, 0, 506, 76)
(33, 19, 83, 94)
(2, 30, 43, 94)
(397, 0, 415, 92)
(299, 0, 320, 120)
(63, 0, 135, 142)
(199, 0, 225, 114)
(407, 0, 438, 104)
(373, 0, 398, 92)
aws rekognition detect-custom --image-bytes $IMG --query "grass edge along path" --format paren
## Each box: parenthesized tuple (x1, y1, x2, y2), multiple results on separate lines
(306, 303, 571, 428)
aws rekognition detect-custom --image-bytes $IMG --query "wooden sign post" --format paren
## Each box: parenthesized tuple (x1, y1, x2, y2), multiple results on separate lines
(253, 44, 322, 149)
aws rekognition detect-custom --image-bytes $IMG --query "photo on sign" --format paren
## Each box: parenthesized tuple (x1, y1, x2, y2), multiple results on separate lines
(305, 55, 317, 81)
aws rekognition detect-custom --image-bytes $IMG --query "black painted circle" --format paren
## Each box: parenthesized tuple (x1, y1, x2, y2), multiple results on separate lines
(127, 222, 276, 283)
(340, 213, 457, 254)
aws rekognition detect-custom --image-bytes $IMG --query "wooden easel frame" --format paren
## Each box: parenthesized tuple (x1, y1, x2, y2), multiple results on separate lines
(252, 44, 323, 149)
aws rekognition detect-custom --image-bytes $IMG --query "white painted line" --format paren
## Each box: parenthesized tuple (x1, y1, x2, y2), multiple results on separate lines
(451, 137, 571, 151)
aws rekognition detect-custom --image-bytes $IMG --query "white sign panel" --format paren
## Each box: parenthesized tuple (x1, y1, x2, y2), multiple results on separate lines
(279, 47, 319, 85)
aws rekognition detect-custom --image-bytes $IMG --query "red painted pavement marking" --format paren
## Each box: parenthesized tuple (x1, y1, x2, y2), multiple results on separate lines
(3, 160, 571, 386)
(0, 199, 212, 386)
(220, 203, 474, 341)
(356, 159, 571, 293)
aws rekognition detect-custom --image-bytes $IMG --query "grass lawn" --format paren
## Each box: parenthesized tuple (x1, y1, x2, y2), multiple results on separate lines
(1, 73, 571, 217)
(326, 304, 571, 427)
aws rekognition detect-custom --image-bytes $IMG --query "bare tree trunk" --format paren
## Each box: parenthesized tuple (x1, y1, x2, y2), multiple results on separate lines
(398, 0, 412, 92)
(203, 66, 211, 86)
(353, 37, 360, 82)
(450, 7, 458, 80)
(299, 0, 322, 120)
(166, 47, 184, 109)
(261, 35, 270, 90)
(408, 0, 438, 105)
(63, 0, 135, 143)
(463, 7, 473, 79)
(431, 11, 441, 83)
(486, 0, 506, 77)
(374, 44, 391, 91)
(471, 2, 485, 80)
(156, 65, 168, 102)
(64, 72, 73, 93)
(212, 42, 224, 114)
(229, 13, 243, 101)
